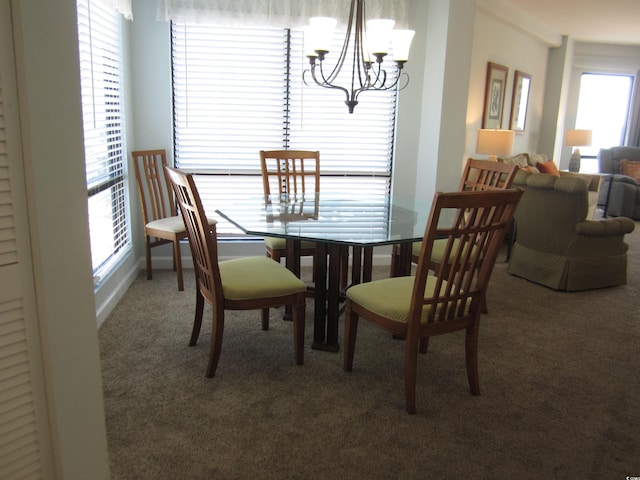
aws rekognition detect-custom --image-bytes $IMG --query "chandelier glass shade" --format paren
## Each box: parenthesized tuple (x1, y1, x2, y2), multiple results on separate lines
(303, 0, 415, 113)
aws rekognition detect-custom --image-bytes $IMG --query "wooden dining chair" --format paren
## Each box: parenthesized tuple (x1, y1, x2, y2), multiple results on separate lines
(390, 158, 519, 276)
(260, 149, 349, 291)
(344, 188, 523, 414)
(132, 149, 188, 291)
(165, 167, 307, 378)
(259, 150, 320, 264)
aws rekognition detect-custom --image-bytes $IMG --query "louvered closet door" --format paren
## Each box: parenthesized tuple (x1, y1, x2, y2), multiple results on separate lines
(0, 3, 54, 478)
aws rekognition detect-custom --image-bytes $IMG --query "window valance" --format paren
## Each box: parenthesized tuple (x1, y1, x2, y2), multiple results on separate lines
(96, 0, 133, 20)
(156, 0, 409, 28)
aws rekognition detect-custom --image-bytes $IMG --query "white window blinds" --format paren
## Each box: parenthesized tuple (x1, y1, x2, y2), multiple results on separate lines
(77, 0, 130, 282)
(172, 22, 397, 235)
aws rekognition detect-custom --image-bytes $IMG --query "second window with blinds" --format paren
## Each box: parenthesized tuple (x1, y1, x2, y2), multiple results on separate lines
(171, 22, 399, 235)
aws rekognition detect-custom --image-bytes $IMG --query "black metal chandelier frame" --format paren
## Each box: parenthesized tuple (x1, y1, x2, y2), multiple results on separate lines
(303, 0, 409, 114)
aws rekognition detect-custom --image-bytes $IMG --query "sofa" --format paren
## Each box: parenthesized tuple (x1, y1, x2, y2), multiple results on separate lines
(508, 171, 635, 291)
(499, 152, 601, 219)
(597, 146, 640, 220)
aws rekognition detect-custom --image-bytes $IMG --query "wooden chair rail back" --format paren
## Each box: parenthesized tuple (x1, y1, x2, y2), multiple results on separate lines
(260, 150, 320, 197)
(132, 149, 176, 223)
(413, 189, 523, 327)
(165, 167, 221, 305)
(460, 158, 519, 192)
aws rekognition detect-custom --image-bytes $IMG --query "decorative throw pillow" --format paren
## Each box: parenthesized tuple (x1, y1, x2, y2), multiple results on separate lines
(535, 160, 560, 176)
(528, 153, 548, 167)
(619, 158, 640, 182)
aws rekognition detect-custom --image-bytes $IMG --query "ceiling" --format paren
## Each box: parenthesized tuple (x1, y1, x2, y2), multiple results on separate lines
(504, 0, 640, 46)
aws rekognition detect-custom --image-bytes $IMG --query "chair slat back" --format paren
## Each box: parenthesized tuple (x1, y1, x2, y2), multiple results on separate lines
(132, 149, 176, 223)
(165, 167, 222, 305)
(411, 189, 523, 328)
(459, 158, 518, 192)
(260, 150, 320, 197)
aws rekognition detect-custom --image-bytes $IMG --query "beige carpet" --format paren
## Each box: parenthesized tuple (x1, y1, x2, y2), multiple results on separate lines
(99, 223, 640, 479)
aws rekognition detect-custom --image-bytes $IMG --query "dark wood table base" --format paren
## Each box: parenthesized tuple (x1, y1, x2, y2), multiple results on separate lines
(286, 239, 411, 352)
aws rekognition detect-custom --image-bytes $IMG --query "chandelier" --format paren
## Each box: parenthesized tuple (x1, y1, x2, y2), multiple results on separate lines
(303, 0, 415, 114)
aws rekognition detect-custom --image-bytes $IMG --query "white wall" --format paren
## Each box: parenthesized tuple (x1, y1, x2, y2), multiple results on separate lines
(467, 8, 552, 159)
(392, 0, 477, 202)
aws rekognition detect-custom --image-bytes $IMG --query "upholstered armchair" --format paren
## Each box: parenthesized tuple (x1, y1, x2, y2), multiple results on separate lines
(597, 146, 640, 220)
(509, 171, 635, 291)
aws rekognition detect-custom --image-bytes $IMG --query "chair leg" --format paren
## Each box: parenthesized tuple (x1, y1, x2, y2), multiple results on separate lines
(292, 300, 305, 365)
(404, 336, 419, 415)
(261, 309, 269, 331)
(389, 244, 398, 277)
(419, 337, 429, 354)
(339, 246, 349, 290)
(189, 289, 205, 346)
(173, 238, 184, 291)
(145, 237, 153, 280)
(206, 305, 225, 378)
(343, 302, 359, 372)
(465, 324, 481, 396)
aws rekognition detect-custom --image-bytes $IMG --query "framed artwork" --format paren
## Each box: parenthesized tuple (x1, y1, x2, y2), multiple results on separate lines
(510, 70, 531, 132)
(482, 62, 508, 129)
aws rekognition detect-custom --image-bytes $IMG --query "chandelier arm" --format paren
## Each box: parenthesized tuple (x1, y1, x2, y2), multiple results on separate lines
(367, 63, 385, 88)
(322, 0, 357, 86)
(309, 63, 351, 98)
(354, 0, 367, 91)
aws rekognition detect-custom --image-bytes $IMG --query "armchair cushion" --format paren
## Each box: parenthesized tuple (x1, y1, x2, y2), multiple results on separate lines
(575, 217, 635, 236)
(506, 154, 601, 219)
(509, 171, 634, 291)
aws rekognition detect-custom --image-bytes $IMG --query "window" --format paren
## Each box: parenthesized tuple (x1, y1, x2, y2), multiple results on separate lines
(171, 23, 398, 235)
(575, 73, 633, 172)
(77, 0, 130, 284)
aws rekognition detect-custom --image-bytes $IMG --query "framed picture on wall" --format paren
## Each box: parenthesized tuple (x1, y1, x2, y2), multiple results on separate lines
(482, 62, 509, 129)
(510, 70, 531, 132)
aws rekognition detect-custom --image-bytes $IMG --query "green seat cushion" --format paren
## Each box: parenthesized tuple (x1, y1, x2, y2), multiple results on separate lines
(264, 237, 315, 250)
(413, 239, 479, 265)
(219, 257, 306, 300)
(346, 276, 447, 324)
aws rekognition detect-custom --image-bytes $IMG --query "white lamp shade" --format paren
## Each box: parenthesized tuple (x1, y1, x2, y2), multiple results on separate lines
(564, 129, 592, 147)
(306, 17, 337, 54)
(365, 19, 395, 55)
(391, 29, 415, 61)
(476, 129, 515, 156)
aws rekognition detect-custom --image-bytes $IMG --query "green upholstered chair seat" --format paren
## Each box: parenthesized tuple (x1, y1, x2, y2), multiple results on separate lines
(219, 257, 307, 300)
(411, 241, 421, 257)
(414, 239, 480, 264)
(263, 236, 315, 250)
(346, 276, 460, 324)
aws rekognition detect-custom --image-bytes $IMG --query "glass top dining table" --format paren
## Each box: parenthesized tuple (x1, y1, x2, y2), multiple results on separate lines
(215, 192, 434, 351)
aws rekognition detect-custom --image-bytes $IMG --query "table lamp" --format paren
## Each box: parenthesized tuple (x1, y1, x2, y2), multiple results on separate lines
(564, 129, 592, 172)
(476, 129, 515, 161)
